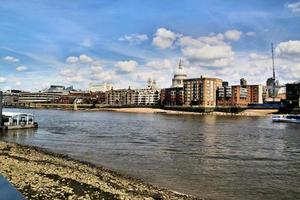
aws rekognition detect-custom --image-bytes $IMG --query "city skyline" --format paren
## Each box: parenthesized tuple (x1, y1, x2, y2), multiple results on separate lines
(1, 0, 300, 91)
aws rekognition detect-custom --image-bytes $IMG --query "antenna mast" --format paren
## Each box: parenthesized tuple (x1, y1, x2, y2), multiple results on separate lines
(271, 43, 276, 101)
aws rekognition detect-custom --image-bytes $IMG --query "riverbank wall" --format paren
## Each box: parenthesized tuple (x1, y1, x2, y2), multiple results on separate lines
(0, 141, 198, 200)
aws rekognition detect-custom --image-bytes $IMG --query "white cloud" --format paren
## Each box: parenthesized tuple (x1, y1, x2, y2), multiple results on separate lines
(15, 81, 22, 86)
(224, 30, 243, 41)
(65, 54, 93, 64)
(91, 70, 118, 82)
(152, 28, 178, 49)
(59, 68, 76, 77)
(59, 67, 89, 84)
(145, 59, 173, 69)
(16, 66, 28, 72)
(275, 40, 300, 59)
(246, 32, 256, 37)
(81, 38, 92, 47)
(3, 56, 19, 62)
(178, 35, 235, 67)
(115, 60, 138, 73)
(287, 2, 300, 12)
(0, 77, 7, 83)
(119, 34, 148, 44)
(151, 28, 242, 67)
(249, 53, 268, 60)
(79, 54, 93, 63)
(65, 75, 85, 83)
(90, 62, 103, 73)
(66, 56, 79, 63)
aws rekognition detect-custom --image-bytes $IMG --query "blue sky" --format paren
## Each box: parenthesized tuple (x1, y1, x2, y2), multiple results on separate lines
(0, 0, 300, 91)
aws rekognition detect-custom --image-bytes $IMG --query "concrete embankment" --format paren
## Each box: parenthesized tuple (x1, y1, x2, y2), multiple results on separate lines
(0, 141, 198, 200)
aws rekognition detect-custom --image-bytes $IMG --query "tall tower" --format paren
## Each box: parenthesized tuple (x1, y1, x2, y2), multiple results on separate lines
(271, 43, 276, 101)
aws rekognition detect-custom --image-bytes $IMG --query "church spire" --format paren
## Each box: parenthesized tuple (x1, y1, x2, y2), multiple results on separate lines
(179, 59, 183, 69)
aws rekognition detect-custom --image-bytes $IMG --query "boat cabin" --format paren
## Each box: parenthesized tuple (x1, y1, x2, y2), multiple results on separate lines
(2, 112, 35, 127)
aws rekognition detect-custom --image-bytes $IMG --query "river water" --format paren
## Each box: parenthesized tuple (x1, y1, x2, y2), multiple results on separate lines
(1, 108, 299, 200)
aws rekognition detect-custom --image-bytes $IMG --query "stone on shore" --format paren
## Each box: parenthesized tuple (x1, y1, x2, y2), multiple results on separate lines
(0, 141, 199, 200)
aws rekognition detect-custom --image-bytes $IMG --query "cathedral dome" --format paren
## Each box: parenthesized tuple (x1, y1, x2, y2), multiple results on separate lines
(172, 60, 187, 88)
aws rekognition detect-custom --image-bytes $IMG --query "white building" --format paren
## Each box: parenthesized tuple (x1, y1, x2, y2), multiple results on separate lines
(89, 83, 113, 92)
(134, 89, 160, 105)
(172, 60, 187, 88)
(133, 78, 160, 105)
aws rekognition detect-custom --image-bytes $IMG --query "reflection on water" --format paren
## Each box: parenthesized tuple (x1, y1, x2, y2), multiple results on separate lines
(0, 129, 37, 140)
(1, 108, 300, 200)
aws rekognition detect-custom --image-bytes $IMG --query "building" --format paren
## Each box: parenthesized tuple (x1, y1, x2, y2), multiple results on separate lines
(161, 61, 186, 106)
(133, 89, 160, 105)
(231, 85, 248, 106)
(217, 84, 264, 106)
(240, 78, 247, 86)
(286, 82, 300, 107)
(88, 83, 113, 92)
(160, 87, 184, 106)
(18, 92, 61, 104)
(184, 77, 223, 107)
(266, 77, 279, 99)
(3, 90, 23, 106)
(105, 79, 160, 106)
(246, 85, 264, 104)
(105, 88, 135, 105)
(217, 85, 232, 106)
(172, 60, 187, 88)
(43, 85, 68, 93)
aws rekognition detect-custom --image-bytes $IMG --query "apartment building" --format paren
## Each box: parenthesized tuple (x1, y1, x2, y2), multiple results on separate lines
(183, 77, 222, 107)
(160, 87, 184, 106)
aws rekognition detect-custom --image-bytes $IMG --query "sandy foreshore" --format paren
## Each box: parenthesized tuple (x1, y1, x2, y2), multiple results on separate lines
(88, 107, 278, 117)
(0, 141, 198, 200)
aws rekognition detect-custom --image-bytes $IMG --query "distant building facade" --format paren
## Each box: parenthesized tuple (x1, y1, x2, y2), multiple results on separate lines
(183, 77, 222, 107)
(105, 79, 160, 106)
(161, 60, 186, 106)
(286, 82, 300, 107)
(240, 78, 247, 86)
(160, 87, 184, 106)
(217, 84, 264, 106)
(106, 88, 135, 105)
(89, 83, 113, 92)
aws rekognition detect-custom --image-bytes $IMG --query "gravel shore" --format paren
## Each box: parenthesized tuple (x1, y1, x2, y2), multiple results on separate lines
(88, 107, 277, 116)
(0, 141, 199, 200)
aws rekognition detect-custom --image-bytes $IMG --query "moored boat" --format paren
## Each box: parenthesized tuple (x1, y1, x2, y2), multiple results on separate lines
(272, 114, 300, 123)
(1, 112, 38, 130)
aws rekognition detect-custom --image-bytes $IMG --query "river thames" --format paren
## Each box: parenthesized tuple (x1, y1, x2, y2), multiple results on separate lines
(1, 108, 299, 200)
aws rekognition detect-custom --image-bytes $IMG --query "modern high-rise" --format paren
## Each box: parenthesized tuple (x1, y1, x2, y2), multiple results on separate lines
(183, 77, 222, 107)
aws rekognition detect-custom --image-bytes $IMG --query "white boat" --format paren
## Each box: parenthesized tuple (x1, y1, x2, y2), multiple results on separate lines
(2, 112, 38, 130)
(272, 114, 300, 123)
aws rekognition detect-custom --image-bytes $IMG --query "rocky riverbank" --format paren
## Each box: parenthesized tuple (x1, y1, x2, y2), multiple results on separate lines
(0, 141, 198, 200)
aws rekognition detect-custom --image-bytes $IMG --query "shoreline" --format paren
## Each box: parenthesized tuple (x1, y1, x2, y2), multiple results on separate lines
(85, 107, 277, 117)
(0, 140, 198, 200)
(5, 106, 278, 117)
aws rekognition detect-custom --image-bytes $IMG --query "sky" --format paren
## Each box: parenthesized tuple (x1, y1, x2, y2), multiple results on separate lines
(0, 0, 300, 91)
